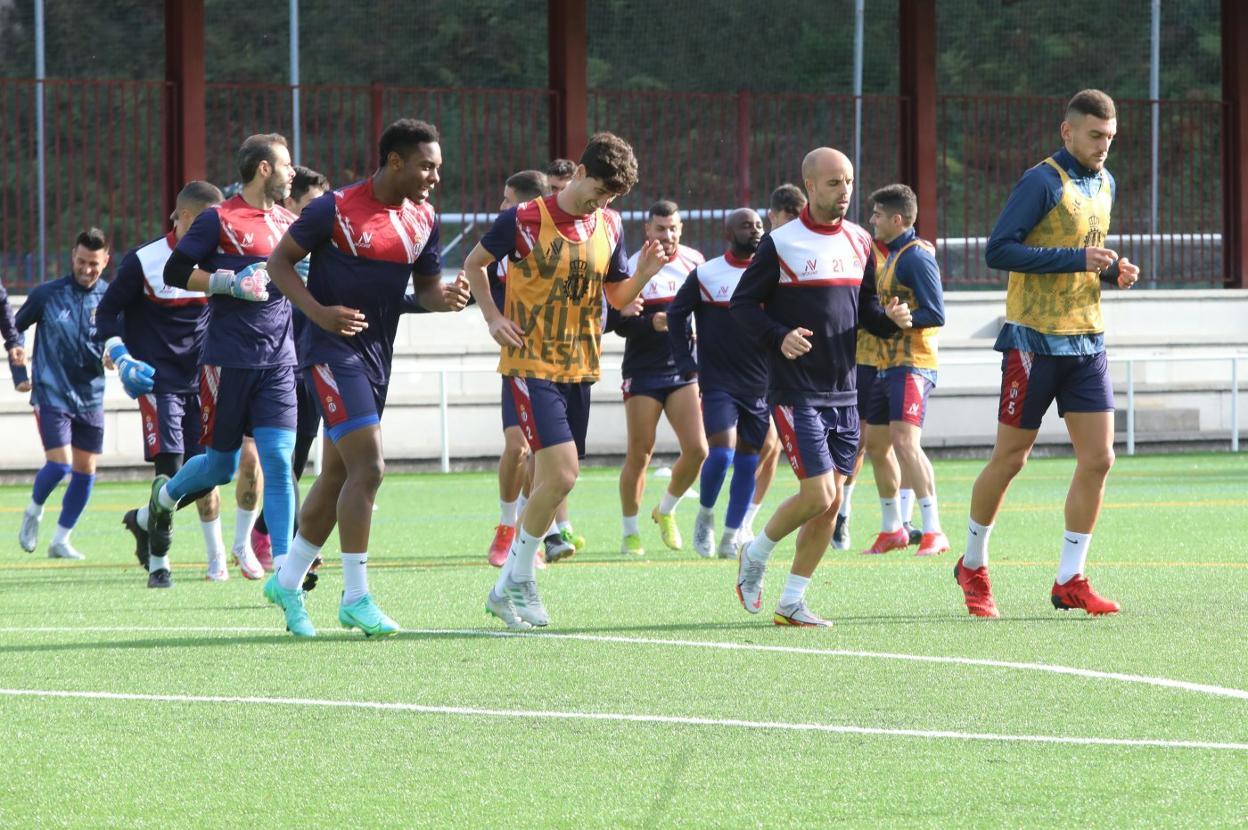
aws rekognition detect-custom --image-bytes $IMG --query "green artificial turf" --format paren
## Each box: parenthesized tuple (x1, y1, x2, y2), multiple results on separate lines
(0, 453, 1245, 828)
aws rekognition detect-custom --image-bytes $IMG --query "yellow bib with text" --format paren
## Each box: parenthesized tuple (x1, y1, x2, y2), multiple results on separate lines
(854, 243, 888, 368)
(877, 238, 939, 369)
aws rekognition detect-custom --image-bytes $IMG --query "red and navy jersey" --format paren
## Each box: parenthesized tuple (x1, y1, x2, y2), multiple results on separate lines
(730, 208, 899, 407)
(667, 250, 767, 397)
(615, 244, 703, 379)
(176, 195, 297, 369)
(287, 180, 441, 385)
(95, 232, 210, 394)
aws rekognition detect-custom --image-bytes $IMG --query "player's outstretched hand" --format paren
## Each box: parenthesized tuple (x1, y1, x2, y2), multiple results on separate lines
(620, 295, 644, 317)
(886, 296, 913, 328)
(438, 271, 472, 312)
(1085, 246, 1118, 275)
(315, 306, 368, 337)
(488, 316, 525, 349)
(1116, 256, 1140, 289)
(780, 327, 813, 360)
(116, 353, 156, 398)
(635, 238, 668, 279)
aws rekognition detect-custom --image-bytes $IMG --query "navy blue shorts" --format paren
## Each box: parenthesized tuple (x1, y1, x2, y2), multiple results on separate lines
(306, 363, 387, 443)
(501, 376, 522, 431)
(622, 373, 695, 405)
(200, 365, 297, 452)
(138, 392, 203, 461)
(33, 405, 104, 454)
(772, 403, 860, 479)
(296, 374, 322, 439)
(856, 363, 879, 414)
(701, 388, 770, 450)
(999, 350, 1113, 430)
(865, 367, 937, 428)
(503, 376, 591, 459)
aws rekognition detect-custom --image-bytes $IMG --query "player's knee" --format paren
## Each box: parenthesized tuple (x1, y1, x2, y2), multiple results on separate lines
(683, 438, 708, 465)
(1079, 445, 1115, 477)
(350, 456, 385, 493)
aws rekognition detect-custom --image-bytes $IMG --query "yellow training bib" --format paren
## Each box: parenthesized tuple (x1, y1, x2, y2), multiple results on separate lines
(877, 238, 939, 370)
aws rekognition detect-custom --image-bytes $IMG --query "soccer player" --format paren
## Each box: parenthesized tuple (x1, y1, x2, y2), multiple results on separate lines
(15, 229, 111, 560)
(956, 90, 1139, 617)
(0, 276, 25, 388)
(666, 208, 766, 559)
(135, 133, 298, 590)
(466, 131, 665, 629)
(615, 200, 708, 555)
(730, 148, 911, 627)
(97, 181, 237, 585)
(545, 158, 575, 194)
(860, 184, 949, 557)
(265, 118, 469, 638)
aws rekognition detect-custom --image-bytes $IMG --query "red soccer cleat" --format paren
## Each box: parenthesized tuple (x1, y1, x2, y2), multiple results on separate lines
(251, 528, 274, 572)
(861, 528, 910, 555)
(1051, 575, 1120, 615)
(915, 531, 951, 557)
(954, 556, 999, 617)
(487, 524, 516, 568)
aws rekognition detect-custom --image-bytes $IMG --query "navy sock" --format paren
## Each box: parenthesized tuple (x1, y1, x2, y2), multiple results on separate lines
(58, 471, 95, 529)
(726, 452, 759, 529)
(31, 462, 71, 506)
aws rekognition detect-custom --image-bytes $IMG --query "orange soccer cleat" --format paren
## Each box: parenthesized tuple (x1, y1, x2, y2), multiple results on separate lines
(954, 556, 999, 618)
(861, 528, 910, 555)
(487, 524, 516, 568)
(1051, 575, 1120, 616)
(915, 531, 951, 557)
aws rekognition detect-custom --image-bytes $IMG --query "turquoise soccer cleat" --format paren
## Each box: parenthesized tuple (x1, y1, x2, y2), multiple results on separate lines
(274, 583, 316, 638)
(338, 594, 400, 637)
(262, 573, 281, 606)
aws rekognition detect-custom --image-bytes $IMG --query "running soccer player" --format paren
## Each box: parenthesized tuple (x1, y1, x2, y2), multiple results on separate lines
(265, 118, 469, 638)
(466, 131, 664, 630)
(97, 181, 236, 585)
(135, 133, 298, 590)
(956, 90, 1139, 617)
(545, 158, 575, 194)
(731, 148, 911, 627)
(861, 184, 949, 557)
(15, 229, 111, 560)
(666, 208, 766, 559)
(615, 200, 708, 555)
(0, 275, 25, 387)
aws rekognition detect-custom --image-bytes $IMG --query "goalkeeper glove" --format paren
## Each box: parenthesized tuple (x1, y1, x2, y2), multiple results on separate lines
(207, 263, 270, 302)
(105, 337, 156, 398)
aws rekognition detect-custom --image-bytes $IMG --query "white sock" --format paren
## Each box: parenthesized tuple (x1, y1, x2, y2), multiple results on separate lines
(136, 504, 150, 529)
(838, 483, 855, 518)
(880, 497, 902, 532)
(272, 554, 286, 573)
(557, 520, 573, 534)
(742, 503, 761, 533)
(499, 499, 519, 526)
(547, 519, 559, 537)
(148, 554, 169, 573)
(697, 505, 713, 522)
(200, 517, 225, 563)
(156, 484, 177, 511)
(517, 494, 528, 517)
(277, 533, 322, 590)
(233, 507, 259, 550)
(341, 552, 369, 604)
(779, 573, 810, 607)
(52, 524, 71, 545)
(746, 529, 779, 565)
(622, 514, 640, 536)
(900, 488, 916, 523)
(659, 489, 682, 515)
(919, 495, 942, 534)
(721, 526, 738, 546)
(963, 518, 993, 570)
(497, 529, 542, 590)
(1057, 530, 1092, 585)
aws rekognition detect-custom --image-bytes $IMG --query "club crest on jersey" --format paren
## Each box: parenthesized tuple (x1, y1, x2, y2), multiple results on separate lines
(565, 259, 589, 301)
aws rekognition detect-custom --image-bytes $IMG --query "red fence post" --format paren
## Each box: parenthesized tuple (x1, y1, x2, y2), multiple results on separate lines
(1223, 0, 1248, 288)
(735, 90, 752, 208)
(369, 81, 384, 171)
(548, 0, 588, 160)
(164, 0, 205, 221)
(898, 0, 938, 243)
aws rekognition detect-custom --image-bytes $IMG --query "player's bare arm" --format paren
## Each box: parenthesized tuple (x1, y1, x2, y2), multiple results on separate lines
(464, 241, 523, 348)
(267, 234, 367, 337)
(413, 269, 470, 312)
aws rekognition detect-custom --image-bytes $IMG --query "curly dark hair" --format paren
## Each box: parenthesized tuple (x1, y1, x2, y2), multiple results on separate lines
(579, 132, 638, 195)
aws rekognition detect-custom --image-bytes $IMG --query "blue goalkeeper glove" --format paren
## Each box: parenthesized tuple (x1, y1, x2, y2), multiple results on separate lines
(207, 262, 270, 302)
(105, 338, 156, 398)
(294, 258, 310, 281)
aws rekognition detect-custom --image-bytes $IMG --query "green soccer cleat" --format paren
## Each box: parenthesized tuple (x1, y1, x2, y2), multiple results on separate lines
(338, 594, 400, 637)
(651, 506, 683, 551)
(274, 583, 316, 637)
(147, 475, 174, 559)
(262, 573, 281, 606)
(620, 533, 645, 556)
(560, 527, 586, 552)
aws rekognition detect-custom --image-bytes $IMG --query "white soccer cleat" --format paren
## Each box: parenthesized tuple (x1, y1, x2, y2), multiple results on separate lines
(47, 540, 85, 560)
(717, 533, 739, 560)
(204, 559, 229, 582)
(692, 511, 716, 558)
(736, 548, 766, 614)
(500, 578, 549, 627)
(232, 545, 264, 580)
(485, 588, 533, 631)
(18, 506, 42, 553)
(773, 599, 833, 628)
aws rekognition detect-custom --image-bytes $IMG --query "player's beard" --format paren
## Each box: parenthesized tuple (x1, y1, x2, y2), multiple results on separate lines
(265, 173, 291, 204)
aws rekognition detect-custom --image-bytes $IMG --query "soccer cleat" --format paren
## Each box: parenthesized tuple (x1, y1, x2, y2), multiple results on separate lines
(736, 526, 755, 549)
(831, 513, 851, 551)
(485, 589, 533, 630)
(651, 506, 683, 550)
(954, 556, 999, 618)
(488, 524, 516, 567)
(147, 475, 174, 559)
(692, 511, 716, 558)
(303, 556, 323, 593)
(861, 528, 910, 555)
(205, 562, 229, 582)
(560, 527, 586, 552)
(18, 505, 42, 553)
(251, 529, 274, 572)
(48, 540, 85, 560)
(717, 533, 739, 560)
(543, 532, 575, 564)
(620, 533, 645, 557)
(146, 568, 173, 589)
(915, 531, 951, 557)
(262, 573, 281, 606)
(736, 549, 766, 614)
(274, 583, 316, 637)
(904, 521, 923, 546)
(339, 594, 401, 637)
(499, 578, 549, 627)
(122, 509, 150, 569)
(232, 544, 265, 580)
(1051, 575, 1121, 616)
(773, 599, 833, 627)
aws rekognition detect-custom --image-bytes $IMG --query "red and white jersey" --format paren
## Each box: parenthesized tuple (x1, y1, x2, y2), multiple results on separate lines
(328, 182, 438, 264)
(770, 212, 873, 288)
(629, 243, 704, 306)
(215, 195, 296, 258)
(694, 249, 752, 307)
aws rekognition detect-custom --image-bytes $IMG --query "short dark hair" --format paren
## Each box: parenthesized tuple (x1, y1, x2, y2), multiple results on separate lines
(648, 199, 678, 220)
(378, 119, 440, 168)
(545, 158, 575, 178)
(506, 169, 550, 202)
(1066, 89, 1116, 121)
(290, 166, 330, 203)
(579, 132, 638, 195)
(237, 133, 288, 184)
(869, 183, 918, 226)
(176, 180, 224, 210)
(769, 183, 806, 216)
(75, 227, 108, 251)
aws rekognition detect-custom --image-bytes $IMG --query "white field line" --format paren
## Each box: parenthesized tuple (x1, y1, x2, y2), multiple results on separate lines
(0, 687, 1244, 752)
